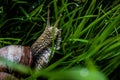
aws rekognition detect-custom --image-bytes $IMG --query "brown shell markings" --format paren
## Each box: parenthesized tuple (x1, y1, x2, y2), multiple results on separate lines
(0, 45, 32, 72)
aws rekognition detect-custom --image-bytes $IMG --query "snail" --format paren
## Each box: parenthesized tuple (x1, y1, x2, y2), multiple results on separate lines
(0, 9, 62, 79)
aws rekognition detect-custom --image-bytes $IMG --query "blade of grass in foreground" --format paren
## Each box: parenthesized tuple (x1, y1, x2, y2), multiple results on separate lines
(26, 52, 72, 79)
(26, 59, 108, 80)
(0, 57, 32, 75)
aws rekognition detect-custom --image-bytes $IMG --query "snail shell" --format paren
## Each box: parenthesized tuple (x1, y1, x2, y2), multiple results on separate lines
(0, 72, 18, 80)
(0, 45, 32, 72)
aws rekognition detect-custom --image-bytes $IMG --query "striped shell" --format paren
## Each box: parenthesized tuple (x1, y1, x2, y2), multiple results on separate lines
(0, 45, 32, 72)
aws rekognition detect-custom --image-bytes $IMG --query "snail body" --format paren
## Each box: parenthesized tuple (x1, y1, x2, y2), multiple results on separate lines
(31, 12, 62, 69)
(0, 9, 61, 79)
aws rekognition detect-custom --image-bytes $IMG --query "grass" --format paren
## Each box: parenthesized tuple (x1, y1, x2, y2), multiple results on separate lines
(0, 0, 120, 80)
